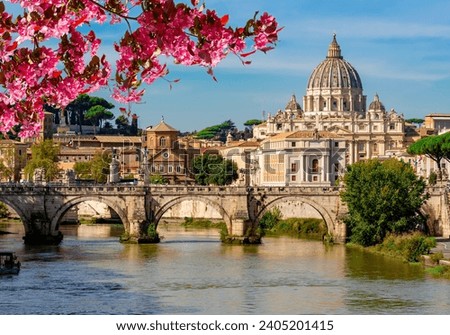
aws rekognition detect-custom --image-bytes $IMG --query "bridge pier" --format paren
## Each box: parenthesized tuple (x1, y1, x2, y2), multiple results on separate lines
(221, 218, 261, 244)
(22, 216, 63, 245)
(23, 229, 64, 245)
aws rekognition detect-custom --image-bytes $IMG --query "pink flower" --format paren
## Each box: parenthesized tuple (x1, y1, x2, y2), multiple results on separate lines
(0, 1, 278, 137)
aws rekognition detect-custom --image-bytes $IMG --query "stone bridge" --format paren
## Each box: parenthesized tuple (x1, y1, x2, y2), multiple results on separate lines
(0, 183, 448, 245)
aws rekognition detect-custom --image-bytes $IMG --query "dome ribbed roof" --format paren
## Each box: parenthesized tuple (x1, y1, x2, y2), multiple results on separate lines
(307, 34, 363, 90)
(368, 94, 385, 111)
(285, 94, 302, 111)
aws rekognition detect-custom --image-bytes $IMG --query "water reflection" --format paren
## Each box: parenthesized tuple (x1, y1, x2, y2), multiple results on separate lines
(1, 220, 450, 314)
(345, 247, 425, 280)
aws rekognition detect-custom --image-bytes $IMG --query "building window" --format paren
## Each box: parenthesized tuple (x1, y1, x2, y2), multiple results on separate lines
(373, 125, 378, 131)
(291, 141, 296, 147)
(312, 159, 319, 173)
(159, 165, 164, 173)
(358, 143, 365, 152)
(389, 123, 395, 130)
(176, 165, 182, 173)
(151, 165, 156, 172)
(334, 162, 339, 173)
(291, 175, 296, 182)
(334, 141, 339, 147)
(373, 143, 378, 153)
(291, 163, 297, 172)
(168, 165, 173, 173)
(276, 123, 282, 130)
(313, 176, 318, 182)
(159, 137, 166, 147)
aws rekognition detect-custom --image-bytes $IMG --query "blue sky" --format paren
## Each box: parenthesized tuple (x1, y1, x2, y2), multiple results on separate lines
(15, 1, 450, 132)
(138, 0, 448, 132)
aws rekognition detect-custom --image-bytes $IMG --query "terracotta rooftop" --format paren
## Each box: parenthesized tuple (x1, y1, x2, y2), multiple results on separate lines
(94, 135, 141, 143)
(147, 120, 178, 132)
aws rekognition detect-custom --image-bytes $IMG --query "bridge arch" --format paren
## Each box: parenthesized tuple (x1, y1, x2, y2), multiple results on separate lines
(257, 196, 336, 236)
(152, 196, 232, 234)
(0, 196, 31, 232)
(51, 196, 130, 233)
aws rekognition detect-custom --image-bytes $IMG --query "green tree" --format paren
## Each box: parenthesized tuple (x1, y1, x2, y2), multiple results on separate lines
(194, 120, 236, 141)
(192, 154, 238, 185)
(73, 161, 92, 180)
(90, 151, 112, 183)
(0, 202, 9, 218)
(73, 150, 111, 183)
(340, 158, 428, 247)
(0, 155, 13, 181)
(85, 105, 115, 134)
(149, 174, 167, 185)
(115, 114, 132, 135)
(406, 118, 425, 125)
(65, 94, 115, 134)
(244, 119, 263, 128)
(23, 140, 61, 182)
(407, 132, 450, 179)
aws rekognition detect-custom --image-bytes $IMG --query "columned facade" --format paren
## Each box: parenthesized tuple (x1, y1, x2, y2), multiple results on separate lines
(252, 35, 406, 186)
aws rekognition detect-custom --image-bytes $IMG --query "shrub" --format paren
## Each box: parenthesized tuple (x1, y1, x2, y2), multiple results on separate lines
(258, 207, 282, 232)
(377, 232, 436, 262)
(430, 251, 444, 264)
(0, 202, 9, 218)
(147, 223, 160, 241)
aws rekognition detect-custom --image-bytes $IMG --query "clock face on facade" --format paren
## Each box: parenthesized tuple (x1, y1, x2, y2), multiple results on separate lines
(163, 152, 169, 159)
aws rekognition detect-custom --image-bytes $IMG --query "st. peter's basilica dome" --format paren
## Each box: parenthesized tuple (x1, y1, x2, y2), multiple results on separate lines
(307, 34, 362, 90)
(303, 34, 366, 117)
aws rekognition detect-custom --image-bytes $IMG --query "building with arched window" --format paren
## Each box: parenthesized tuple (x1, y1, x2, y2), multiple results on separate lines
(142, 119, 199, 184)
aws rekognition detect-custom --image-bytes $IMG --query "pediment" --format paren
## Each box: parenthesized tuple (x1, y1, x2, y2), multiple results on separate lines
(327, 125, 352, 134)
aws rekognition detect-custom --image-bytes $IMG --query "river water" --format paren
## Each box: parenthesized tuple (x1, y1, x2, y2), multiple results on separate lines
(1, 221, 450, 315)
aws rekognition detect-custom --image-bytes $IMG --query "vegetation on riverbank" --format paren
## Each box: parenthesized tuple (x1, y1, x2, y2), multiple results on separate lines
(346, 232, 436, 262)
(181, 217, 226, 229)
(258, 208, 328, 240)
(338, 158, 450, 277)
(426, 264, 450, 279)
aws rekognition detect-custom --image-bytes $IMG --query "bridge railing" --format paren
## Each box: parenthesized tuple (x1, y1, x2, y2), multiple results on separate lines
(0, 182, 148, 194)
(0, 182, 344, 195)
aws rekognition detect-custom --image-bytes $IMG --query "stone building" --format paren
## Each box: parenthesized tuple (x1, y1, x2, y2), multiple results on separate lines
(142, 120, 199, 184)
(54, 134, 142, 179)
(251, 35, 408, 186)
(0, 140, 28, 182)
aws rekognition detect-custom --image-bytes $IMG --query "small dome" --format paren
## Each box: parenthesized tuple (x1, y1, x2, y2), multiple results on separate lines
(368, 94, 385, 112)
(307, 34, 363, 90)
(285, 94, 302, 111)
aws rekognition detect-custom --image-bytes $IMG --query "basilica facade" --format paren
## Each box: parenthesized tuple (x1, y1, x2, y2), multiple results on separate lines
(251, 35, 409, 187)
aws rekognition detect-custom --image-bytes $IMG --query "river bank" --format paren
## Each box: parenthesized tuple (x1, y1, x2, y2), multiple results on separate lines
(346, 233, 450, 279)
